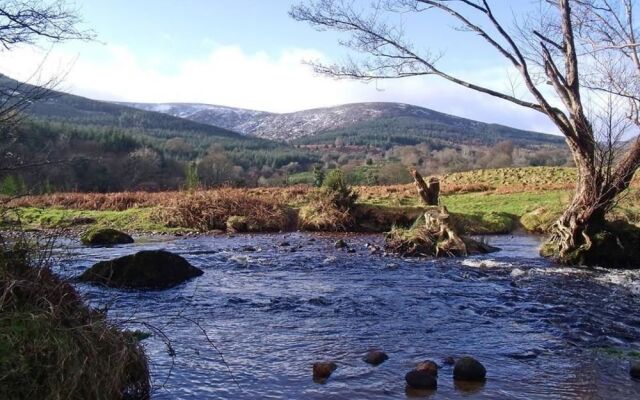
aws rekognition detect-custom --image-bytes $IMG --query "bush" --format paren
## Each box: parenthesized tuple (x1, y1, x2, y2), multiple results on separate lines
(0, 236, 150, 400)
(161, 188, 292, 232)
(322, 169, 358, 210)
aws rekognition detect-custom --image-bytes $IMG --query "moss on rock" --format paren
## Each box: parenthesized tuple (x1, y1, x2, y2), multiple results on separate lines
(80, 227, 134, 246)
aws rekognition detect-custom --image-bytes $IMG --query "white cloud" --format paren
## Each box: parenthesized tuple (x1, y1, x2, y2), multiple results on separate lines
(0, 43, 559, 134)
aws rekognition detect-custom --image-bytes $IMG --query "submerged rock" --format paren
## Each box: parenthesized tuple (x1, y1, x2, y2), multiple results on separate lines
(313, 362, 337, 382)
(363, 350, 389, 365)
(416, 360, 438, 377)
(79, 250, 203, 289)
(334, 239, 348, 249)
(631, 362, 640, 379)
(453, 356, 487, 381)
(405, 369, 437, 390)
(442, 356, 456, 366)
(80, 228, 133, 246)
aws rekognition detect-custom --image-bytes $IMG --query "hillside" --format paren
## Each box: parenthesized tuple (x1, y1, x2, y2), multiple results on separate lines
(0, 75, 258, 146)
(122, 101, 565, 148)
(0, 74, 318, 192)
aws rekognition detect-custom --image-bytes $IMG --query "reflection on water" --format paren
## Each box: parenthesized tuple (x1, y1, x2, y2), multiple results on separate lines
(52, 233, 640, 399)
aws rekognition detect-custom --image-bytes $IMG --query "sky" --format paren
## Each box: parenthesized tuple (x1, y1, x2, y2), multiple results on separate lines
(0, 0, 558, 134)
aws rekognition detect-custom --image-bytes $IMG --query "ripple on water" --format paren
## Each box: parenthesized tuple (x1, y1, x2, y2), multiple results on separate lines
(50, 233, 640, 399)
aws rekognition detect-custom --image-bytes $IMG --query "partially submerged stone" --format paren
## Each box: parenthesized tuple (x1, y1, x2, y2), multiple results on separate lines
(416, 360, 438, 377)
(363, 350, 389, 365)
(631, 362, 640, 379)
(313, 362, 337, 382)
(80, 228, 134, 246)
(453, 356, 486, 382)
(405, 369, 437, 390)
(79, 250, 203, 289)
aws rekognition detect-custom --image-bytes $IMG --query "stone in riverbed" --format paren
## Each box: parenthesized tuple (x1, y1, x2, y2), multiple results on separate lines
(416, 360, 438, 377)
(363, 350, 389, 365)
(78, 250, 203, 289)
(442, 356, 456, 366)
(405, 369, 437, 390)
(453, 356, 486, 381)
(631, 362, 640, 379)
(313, 362, 337, 382)
(80, 228, 133, 246)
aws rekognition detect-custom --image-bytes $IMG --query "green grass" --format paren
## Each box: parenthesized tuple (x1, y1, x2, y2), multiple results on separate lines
(3, 207, 184, 233)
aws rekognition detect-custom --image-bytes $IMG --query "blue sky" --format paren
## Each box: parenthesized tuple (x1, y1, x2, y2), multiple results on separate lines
(0, 0, 557, 134)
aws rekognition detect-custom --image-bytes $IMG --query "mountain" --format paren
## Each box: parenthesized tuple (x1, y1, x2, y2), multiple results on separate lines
(120, 101, 565, 148)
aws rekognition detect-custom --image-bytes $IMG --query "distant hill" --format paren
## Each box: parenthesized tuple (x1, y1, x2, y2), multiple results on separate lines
(121, 101, 565, 148)
(0, 75, 267, 149)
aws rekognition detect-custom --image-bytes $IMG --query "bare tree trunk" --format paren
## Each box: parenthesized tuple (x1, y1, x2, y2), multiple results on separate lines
(545, 139, 639, 265)
(411, 170, 439, 206)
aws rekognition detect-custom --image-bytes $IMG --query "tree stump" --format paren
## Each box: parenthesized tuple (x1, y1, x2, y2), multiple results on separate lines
(384, 170, 498, 257)
(411, 170, 439, 206)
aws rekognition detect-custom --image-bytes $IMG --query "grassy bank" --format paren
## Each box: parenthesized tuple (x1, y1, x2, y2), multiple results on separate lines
(2, 167, 639, 236)
(0, 241, 150, 399)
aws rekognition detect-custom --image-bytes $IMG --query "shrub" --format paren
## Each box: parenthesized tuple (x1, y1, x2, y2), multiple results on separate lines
(0, 236, 150, 400)
(322, 169, 358, 210)
(161, 189, 292, 232)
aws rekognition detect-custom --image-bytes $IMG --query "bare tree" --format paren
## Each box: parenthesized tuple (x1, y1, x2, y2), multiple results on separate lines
(0, 0, 92, 134)
(291, 0, 640, 266)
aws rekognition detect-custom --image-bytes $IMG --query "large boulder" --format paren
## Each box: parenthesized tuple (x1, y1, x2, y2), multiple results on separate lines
(81, 228, 134, 246)
(453, 356, 486, 381)
(79, 250, 203, 289)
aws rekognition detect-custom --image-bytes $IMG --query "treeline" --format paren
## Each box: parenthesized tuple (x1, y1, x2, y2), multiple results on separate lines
(0, 117, 571, 195)
(0, 119, 319, 194)
(292, 116, 565, 149)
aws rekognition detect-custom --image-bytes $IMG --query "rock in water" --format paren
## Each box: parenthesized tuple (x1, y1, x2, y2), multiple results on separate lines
(334, 239, 348, 249)
(363, 350, 389, 365)
(631, 362, 640, 379)
(79, 250, 203, 289)
(405, 370, 437, 390)
(80, 228, 134, 246)
(313, 362, 337, 382)
(453, 356, 486, 381)
(416, 360, 438, 377)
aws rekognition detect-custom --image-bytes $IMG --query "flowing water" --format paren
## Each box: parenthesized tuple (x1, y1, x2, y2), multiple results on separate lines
(53, 233, 640, 399)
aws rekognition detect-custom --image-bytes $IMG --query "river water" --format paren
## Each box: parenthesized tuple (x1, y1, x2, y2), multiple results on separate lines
(52, 233, 640, 399)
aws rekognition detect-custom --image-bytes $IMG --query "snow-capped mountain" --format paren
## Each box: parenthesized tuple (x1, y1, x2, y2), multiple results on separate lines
(119, 101, 562, 146)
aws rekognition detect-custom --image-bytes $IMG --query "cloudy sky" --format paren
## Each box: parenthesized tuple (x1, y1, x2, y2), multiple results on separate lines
(0, 0, 558, 134)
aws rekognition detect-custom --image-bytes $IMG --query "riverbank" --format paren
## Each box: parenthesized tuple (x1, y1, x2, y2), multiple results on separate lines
(2, 167, 639, 236)
(0, 241, 150, 399)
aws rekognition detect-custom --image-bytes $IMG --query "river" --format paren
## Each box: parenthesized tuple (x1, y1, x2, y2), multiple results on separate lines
(52, 233, 640, 399)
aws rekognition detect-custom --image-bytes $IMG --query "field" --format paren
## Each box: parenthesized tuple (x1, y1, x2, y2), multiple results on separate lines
(2, 167, 638, 235)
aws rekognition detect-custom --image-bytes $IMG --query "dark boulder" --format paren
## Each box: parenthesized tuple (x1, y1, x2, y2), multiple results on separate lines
(405, 369, 437, 390)
(416, 360, 438, 377)
(81, 228, 134, 246)
(453, 356, 486, 381)
(313, 362, 337, 382)
(631, 362, 640, 379)
(79, 250, 203, 289)
(363, 350, 389, 365)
